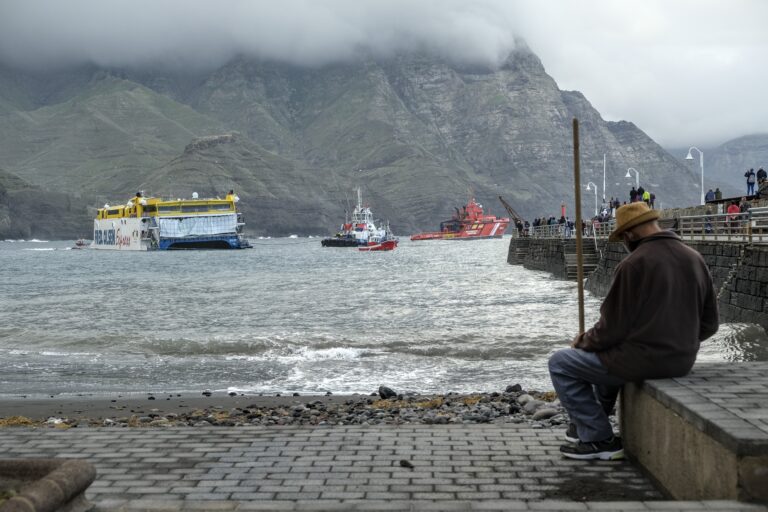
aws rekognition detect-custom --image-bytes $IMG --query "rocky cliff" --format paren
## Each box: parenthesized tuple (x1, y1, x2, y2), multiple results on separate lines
(0, 169, 90, 239)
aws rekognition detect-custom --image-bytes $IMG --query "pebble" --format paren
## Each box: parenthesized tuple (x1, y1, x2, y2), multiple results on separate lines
(532, 408, 559, 421)
(20, 389, 591, 429)
(378, 386, 397, 399)
(517, 394, 534, 405)
(523, 400, 546, 414)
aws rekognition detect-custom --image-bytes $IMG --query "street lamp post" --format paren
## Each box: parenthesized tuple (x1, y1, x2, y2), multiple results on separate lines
(602, 153, 607, 202)
(686, 147, 705, 205)
(625, 167, 640, 189)
(586, 182, 598, 217)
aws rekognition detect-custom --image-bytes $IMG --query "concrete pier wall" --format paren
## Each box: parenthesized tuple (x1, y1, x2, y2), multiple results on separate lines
(507, 238, 582, 279)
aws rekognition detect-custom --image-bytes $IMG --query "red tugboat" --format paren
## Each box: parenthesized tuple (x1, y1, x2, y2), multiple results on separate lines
(410, 197, 509, 241)
(358, 223, 399, 251)
(358, 239, 398, 251)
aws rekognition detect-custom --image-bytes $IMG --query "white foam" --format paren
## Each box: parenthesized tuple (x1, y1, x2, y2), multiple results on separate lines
(28, 239, 49, 243)
(24, 248, 55, 251)
(223, 346, 368, 363)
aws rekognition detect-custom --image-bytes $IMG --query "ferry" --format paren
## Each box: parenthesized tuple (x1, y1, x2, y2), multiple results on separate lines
(321, 189, 398, 249)
(92, 191, 251, 250)
(410, 197, 509, 241)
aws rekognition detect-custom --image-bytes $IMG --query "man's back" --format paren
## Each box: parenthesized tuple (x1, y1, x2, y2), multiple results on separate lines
(581, 232, 718, 381)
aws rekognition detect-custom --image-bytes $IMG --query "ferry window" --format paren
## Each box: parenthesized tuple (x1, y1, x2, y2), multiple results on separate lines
(182, 205, 203, 212)
(158, 205, 180, 212)
(142, 205, 157, 213)
(107, 209, 120, 216)
(211, 203, 232, 210)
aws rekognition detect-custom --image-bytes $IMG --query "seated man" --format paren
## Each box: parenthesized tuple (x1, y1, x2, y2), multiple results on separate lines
(548, 202, 719, 460)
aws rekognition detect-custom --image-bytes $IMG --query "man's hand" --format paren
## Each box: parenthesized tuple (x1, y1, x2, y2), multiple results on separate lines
(570, 333, 583, 348)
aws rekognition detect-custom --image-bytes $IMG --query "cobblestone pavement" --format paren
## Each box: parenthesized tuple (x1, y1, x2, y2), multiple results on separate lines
(0, 425, 764, 511)
(652, 362, 768, 447)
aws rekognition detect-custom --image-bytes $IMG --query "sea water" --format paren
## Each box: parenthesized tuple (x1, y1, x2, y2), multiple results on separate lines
(0, 238, 764, 398)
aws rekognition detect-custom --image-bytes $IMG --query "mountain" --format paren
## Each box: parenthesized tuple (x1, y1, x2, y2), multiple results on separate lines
(0, 168, 90, 239)
(666, 134, 768, 198)
(141, 133, 342, 235)
(0, 44, 700, 237)
(0, 69, 223, 198)
(702, 134, 768, 193)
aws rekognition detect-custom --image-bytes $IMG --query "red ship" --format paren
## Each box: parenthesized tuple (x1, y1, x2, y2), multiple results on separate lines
(410, 197, 510, 241)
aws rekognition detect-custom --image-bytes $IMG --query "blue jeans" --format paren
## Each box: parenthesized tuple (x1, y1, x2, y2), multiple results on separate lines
(548, 348, 626, 442)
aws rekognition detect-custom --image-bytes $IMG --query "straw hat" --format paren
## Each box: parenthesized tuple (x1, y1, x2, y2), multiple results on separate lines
(609, 202, 660, 242)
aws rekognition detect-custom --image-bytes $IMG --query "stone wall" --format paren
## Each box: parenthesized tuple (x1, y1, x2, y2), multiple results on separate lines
(579, 239, 768, 330)
(586, 241, 742, 297)
(506, 237, 530, 265)
(507, 238, 576, 279)
(689, 242, 743, 291)
(718, 245, 768, 328)
(583, 240, 619, 297)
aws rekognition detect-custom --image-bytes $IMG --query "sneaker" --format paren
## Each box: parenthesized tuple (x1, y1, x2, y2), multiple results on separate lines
(564, 423, 579, 443)
(560, 436, 625, 460)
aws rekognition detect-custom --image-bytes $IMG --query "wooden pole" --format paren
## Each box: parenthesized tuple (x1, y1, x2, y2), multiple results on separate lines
(573, 118, 585, 334)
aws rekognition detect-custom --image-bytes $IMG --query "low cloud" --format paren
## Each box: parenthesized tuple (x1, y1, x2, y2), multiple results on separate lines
(0, 0, 518, 70)
(0, 0, 766, 147)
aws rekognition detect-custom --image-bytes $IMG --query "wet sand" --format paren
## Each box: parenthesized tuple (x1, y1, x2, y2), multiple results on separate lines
(0, 392, 354, 422)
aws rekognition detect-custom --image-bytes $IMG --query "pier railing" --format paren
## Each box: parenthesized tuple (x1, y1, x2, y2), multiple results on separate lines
(525, 207, 768, 244)
(678, 207, 768, 243)
(528, 221, 609, 239)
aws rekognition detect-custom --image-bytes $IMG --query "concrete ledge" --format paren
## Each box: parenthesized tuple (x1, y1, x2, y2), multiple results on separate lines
(621, 362, 768, 503)
(0, 458, 96, 512)
(89, 499, 768, 511)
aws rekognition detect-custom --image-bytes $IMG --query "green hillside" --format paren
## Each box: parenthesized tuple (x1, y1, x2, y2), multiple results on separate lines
(0, 72, 223, 197)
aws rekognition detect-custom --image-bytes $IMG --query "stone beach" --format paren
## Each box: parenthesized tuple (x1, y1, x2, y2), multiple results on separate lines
(0, 386, 607, 431)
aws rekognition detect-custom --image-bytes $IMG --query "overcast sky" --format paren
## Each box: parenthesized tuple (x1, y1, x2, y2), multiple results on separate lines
(0, 0, 765, 147)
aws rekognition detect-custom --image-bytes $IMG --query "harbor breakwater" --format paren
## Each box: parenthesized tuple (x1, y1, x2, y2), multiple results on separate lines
(508, 237, 768, 331)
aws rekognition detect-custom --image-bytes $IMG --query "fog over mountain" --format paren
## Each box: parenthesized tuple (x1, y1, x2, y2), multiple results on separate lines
(0, 0, 517, 71)
(1, 0, 765, 147)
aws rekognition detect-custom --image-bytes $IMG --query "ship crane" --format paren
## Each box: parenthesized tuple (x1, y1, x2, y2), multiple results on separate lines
(498, 196, 525, 225)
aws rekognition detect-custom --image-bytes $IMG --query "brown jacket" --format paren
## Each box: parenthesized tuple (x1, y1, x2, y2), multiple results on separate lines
(574, 231, 719, 381)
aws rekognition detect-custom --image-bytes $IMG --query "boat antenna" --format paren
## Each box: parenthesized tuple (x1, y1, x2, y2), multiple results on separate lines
(330, 168, 351, 221)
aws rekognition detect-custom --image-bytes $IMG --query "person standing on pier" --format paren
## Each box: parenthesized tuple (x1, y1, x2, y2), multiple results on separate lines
(745, 168, 756, 195)
(548, 202, 719, 460)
